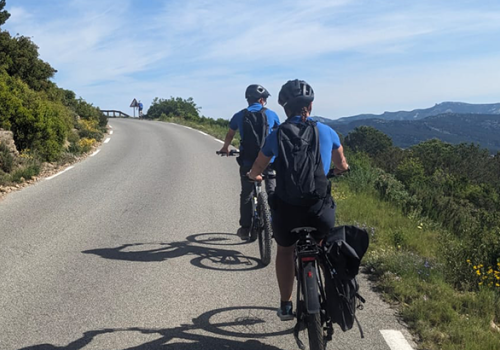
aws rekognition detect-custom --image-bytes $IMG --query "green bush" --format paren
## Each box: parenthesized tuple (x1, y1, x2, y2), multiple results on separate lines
(146, 96, 200, 120)
(0, 71, 73, 161)
(10, 160, 40, 182)
(342, 151, 381, 193)
(0, 141, 13, 172)
(375, 171, 420, 213)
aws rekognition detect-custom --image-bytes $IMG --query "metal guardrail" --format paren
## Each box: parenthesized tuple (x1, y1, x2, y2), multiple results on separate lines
(101, 110, 131, 118)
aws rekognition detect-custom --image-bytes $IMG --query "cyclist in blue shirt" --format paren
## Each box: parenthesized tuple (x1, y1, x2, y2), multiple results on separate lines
(138, 101, 144, 117)
(247, 80, 349, 320)
(219, 85, 280, 240)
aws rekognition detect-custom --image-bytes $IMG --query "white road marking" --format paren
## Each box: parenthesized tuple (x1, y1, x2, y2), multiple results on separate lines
(46, 166, 75, 180)
(110, 130, 114, 135)
(380, 330, 415, 350)
(90, 150, 100, 157)
(198, 131, 208, 136)
(214, 139, 224, 144)
(104, 138, 111, 144)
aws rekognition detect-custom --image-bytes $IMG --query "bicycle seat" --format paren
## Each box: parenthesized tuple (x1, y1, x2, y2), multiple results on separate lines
(291, 227, 317, 234)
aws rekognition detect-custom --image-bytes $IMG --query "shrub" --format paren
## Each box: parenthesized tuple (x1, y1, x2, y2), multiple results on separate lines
(0, 141, 13, 172)
(9, 159, 40, 182)
(1, 72, 72, 161)
(375, 171, 420, 212)
(77, 119, 103, 142)
(343, 151, 382, 193)
(78, 137, 95, 153)
(147, 96, 200, 120)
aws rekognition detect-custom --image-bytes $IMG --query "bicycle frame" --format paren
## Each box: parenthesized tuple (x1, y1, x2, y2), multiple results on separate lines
(250, 181, 263, 230)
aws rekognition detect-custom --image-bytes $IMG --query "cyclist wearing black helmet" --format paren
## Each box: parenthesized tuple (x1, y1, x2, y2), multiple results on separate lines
(247, 79, 349, 320)
(219, 84, 280, 240)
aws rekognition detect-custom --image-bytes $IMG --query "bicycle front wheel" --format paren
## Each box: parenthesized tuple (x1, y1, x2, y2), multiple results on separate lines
(257, 191, 273, 266)
(306, 312, 325, 350)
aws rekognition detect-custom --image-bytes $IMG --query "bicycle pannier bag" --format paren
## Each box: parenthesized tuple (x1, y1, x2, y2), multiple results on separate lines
(324, 225, 369, 337)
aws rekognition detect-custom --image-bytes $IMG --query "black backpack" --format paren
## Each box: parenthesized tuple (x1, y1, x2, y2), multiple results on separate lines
(275, 120, 328, 206)
(323, 225, 370, 337)
(239, 108, 268, 163)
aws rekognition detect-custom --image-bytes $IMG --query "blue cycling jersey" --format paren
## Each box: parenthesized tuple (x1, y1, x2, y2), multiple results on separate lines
(261, 116, 341, 175)
(229, 103, 280, 165)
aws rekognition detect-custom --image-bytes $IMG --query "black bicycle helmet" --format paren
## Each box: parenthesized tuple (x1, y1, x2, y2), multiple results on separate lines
(245, 84, 271, 101)
(278, 79, 314, 109)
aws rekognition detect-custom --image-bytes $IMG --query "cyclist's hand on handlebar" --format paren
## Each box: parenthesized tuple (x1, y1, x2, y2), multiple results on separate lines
(327, 166, 350, 178)
(218, 146, 230, 156)
(246, 171, 263, 182)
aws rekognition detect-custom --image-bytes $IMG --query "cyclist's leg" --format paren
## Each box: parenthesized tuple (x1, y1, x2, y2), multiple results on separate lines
(309, 196, 336, 242)
(239, 165, 253, 232)
(276, 244, 295, 302)
(273, 197, 307, 318)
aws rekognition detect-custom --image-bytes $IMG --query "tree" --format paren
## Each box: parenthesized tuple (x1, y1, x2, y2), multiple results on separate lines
(0, 0, 10, 27)
(0, 33, 57, 91)
(344, 126, 393, 158)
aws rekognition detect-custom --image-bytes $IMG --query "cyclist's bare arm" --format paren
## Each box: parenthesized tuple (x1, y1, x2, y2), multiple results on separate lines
(219, 128, 236, 154)
(331, 145, 349, 175)
(248, 151, 272, 181)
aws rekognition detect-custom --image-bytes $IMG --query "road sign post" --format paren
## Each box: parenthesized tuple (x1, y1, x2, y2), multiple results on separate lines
(130, 98, 138, 118)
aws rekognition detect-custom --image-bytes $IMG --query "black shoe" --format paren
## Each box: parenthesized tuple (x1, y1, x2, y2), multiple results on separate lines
(236, 227, 250, 241)
(277, 301, 294, 321)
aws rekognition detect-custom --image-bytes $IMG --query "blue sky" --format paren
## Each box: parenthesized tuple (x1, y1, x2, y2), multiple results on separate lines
(4, 0, 500, 120)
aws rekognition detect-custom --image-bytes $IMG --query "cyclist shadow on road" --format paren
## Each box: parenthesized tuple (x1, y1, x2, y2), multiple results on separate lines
(18, 306, 292, 350)
(82, 233, 263, 272)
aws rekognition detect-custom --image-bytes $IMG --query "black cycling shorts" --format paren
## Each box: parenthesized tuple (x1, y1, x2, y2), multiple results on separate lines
(271, 195, 336, 247)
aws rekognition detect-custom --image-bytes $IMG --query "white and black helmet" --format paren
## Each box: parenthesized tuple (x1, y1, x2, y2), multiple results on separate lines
(245, 84, 271, 101)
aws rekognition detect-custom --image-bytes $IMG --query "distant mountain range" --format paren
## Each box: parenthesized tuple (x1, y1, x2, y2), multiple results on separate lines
(313, 102, 500, 152)
(328, 102, 500, 124)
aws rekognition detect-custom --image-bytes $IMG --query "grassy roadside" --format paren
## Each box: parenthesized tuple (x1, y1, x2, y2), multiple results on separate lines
(333, 179, 500, 350)
(159, 116, 240, 147)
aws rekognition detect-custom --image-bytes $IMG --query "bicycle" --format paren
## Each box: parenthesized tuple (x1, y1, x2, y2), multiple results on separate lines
(292, 227, 332, 350)
(216, 150, 274, 266)
(292, 168, 353, 350)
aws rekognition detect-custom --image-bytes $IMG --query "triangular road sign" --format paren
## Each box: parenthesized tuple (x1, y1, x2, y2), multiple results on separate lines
(130, 98, 138, 107)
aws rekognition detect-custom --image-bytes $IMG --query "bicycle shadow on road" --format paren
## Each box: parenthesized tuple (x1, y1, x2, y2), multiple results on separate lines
(186, 232, 254, 247)
(18, 306, 292, 350)
(82, 236, 263, 272)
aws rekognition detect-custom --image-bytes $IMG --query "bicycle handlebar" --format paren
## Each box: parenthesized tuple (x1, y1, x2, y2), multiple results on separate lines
(216, 150, 240, 156)
(326, 167, 350, 179)
(242, 174, 267, 183)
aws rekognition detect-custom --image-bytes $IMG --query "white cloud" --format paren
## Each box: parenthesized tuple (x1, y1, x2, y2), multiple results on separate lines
(3, 0, 500, 120)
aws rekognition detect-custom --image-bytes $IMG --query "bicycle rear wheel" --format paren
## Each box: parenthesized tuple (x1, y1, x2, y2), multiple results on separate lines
(257, 191, 273, 266)
(306, 312, 325, 350)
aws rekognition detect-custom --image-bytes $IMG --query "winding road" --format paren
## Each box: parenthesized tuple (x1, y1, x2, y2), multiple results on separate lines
(0, 119, 415, 350)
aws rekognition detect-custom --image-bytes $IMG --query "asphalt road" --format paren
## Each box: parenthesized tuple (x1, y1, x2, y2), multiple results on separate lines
(0, 119, 416, 350)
